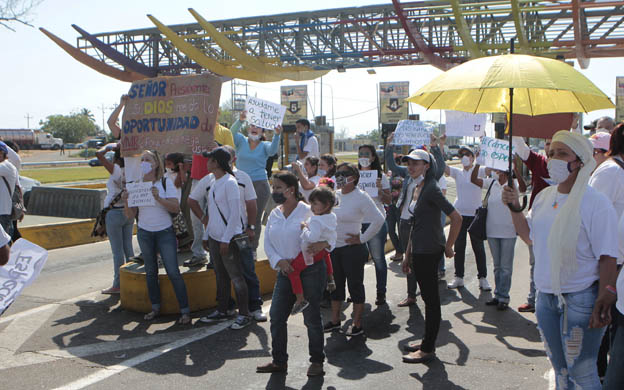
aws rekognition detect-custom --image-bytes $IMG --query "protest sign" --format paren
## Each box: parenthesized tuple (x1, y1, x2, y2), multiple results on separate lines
(479, 136, 515, 171)
(246, 96, 287, 130)
(280, 86, 308, 126)
(0, 239, 48, 315)
(127, 182, 156, 207)
(358, 170, 378, 198)
(380, 82, 409, 124)
(445, 111, 487, 137)
(121, 73, 222, 157)
(392, 120, 431, 146)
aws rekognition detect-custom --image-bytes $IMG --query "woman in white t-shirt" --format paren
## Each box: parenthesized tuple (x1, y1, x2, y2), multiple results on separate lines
(123, 150, 190, 325)
(503, 131, 618, 389)
(471, 164, 517, 310)
(293, 156, 321, 202)
(358, 144, 391, 305)
(97, 144, 135, 295)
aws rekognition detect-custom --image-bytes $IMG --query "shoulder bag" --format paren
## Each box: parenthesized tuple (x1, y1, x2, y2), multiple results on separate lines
(467, 179, 496, 241)
(91, 191, 123, 237)
(211, 188, 250, 251)
(161, 178, 189, 240)
(2, 177, 26, 221)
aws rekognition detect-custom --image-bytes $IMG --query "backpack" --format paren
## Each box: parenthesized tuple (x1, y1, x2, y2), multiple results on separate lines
(2, 177, 25, 221)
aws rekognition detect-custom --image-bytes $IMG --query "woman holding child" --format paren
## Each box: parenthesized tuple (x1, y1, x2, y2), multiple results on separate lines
(257, 171, 333, 377)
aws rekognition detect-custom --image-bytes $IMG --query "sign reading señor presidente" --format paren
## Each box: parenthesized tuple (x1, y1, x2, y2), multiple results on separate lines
(121, 74, 222, 157)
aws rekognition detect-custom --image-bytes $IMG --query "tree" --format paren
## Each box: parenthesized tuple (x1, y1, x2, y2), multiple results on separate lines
(218, 98, 234, 128)
(39, 113, 98, 143)
(79, 108, 95, 123)
(1, 0, 43, 31)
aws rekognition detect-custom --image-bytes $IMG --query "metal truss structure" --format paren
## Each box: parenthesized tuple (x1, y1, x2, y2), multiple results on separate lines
(42, 0, 624, 82)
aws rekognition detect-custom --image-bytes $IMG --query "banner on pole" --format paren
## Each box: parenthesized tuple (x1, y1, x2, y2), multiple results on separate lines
(445, 111, 487, 137)
(358, 170, 378, 198)
(0, 239, 48, 315)
(245, 96, 287, 130)
(479, 136, 515, 171)
(280, 86, 307, 126)
(121, 73, 222, 157)
(380, 82, 409, 124)
(391, 120, 431, 146)
(126, 182, 156, 207)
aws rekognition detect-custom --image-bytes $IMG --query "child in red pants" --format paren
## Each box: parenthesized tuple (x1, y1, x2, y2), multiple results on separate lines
(289, 186, 337, 315)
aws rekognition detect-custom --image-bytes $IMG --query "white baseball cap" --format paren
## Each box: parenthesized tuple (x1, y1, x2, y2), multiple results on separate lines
(401, 149, 430, 163)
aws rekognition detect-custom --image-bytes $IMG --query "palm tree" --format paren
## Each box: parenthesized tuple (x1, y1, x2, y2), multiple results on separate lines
(79, 108, 95, 122)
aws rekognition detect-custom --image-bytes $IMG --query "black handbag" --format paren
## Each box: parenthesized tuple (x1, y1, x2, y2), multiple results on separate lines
(2, 177, 26, 221)
(161, 178, 189, 240)
(91, 191, 123, 237)
(467, 180, 496, 241)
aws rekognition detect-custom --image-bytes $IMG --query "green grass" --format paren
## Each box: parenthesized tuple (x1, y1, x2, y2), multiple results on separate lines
(21, 166, 110, 184)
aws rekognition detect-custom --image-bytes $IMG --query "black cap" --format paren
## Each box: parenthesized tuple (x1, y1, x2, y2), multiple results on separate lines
(202, 147, 231, 165)
(583, 119, 598, 131)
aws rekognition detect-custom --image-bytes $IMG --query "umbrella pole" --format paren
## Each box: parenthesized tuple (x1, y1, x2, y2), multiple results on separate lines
(507, 86, 528, 212)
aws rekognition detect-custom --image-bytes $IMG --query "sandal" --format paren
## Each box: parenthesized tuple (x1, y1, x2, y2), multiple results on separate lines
(144, 311, 159, 321)
(178, 314, 191, 325)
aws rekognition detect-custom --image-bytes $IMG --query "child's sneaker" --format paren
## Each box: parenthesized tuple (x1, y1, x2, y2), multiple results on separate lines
(291, 300, 309, 315)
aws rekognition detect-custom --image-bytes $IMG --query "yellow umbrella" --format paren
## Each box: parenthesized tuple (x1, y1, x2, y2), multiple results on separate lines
(406, 53, 614, 115)
(407, 50, 614, 211)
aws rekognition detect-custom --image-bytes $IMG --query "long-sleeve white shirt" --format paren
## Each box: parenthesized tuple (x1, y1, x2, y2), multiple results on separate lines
(204, 173, 242, 243)
(301, 213, 337, 265)
(334, 188, 384, 248)
(0, 160, 18, 216)
(264, 202, 313, 270)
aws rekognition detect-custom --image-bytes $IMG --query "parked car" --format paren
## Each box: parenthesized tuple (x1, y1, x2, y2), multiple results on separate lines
(442, 145, 453, 161)
(448, 145, 460, 158)
(64, 143, 76, 149)
(77, 142, 87, 149)
(20, 175, 41, 209)
(88, 151, 115, 167)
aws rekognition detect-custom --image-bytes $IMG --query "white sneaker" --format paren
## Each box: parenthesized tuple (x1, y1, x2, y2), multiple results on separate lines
(479, 277, 492, 291)
(251, 309, 267, 322)
(447, 277, 464, 289)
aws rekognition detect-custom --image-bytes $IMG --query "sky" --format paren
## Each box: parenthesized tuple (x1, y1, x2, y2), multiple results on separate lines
(0, 0, 620, 138)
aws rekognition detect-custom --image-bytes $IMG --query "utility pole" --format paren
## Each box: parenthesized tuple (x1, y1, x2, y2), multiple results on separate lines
(24, 113, 33, 129)
(99, 104, 108, 132)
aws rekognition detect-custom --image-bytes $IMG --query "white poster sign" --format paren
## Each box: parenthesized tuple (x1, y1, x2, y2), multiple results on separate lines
(127, 182, 156, 207)
(358, 170, 378, 198)
(445, 111, 487, 137)
(479, 136, 515, 171)
(0, 239, 48, 315)
(245, 96, 287, 130)
(392, 120, 431, 146)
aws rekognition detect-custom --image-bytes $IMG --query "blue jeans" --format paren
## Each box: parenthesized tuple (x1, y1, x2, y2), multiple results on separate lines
(190, 179, 207, 259)
(138, 227, 190, 315)
(536, 285, 605, 390)
(105, 208, 134, 288)
(362, 222, 388, 295)
(386, 205, 401, 254)
(487, 237, 516, 303)
(270, 260, 326, 365)
(603, 310, 624, 390)
(528, 244, 536, 306)
(239, 245, 263, 312)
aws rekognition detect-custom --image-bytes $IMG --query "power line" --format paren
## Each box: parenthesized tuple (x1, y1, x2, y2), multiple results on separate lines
(333, 106, 378, 120)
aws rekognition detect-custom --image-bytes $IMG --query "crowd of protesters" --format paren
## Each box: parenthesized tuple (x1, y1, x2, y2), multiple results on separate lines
(4, 101, 624, 388)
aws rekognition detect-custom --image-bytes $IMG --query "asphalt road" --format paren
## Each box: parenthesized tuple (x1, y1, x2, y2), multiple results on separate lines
(0, 227, 553, 390)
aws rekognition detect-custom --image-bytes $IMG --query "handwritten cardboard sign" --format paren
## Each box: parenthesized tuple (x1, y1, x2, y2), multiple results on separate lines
(479, 136, 515, 171)
(392, 120, 431, 147)
(358, 170, 378, 198)
(121, 73, 222, 157)
(445, 111, 487, 137)
(0, 239, 48, 315)
(126, 182, 156, 207)
(245, 96, 286, 130)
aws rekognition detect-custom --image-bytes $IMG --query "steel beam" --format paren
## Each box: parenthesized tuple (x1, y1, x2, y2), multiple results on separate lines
(572, 0, 590, 69)
(449, 0, 483, 58)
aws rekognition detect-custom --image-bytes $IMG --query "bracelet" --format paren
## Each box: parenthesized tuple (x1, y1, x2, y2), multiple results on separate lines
(605, 285, 617, 295)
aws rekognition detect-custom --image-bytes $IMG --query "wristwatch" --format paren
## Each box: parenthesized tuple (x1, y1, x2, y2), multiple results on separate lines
(247, 225, 255, 231)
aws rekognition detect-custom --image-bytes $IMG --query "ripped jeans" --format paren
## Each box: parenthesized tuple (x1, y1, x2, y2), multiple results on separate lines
(536, 284, 605, 390)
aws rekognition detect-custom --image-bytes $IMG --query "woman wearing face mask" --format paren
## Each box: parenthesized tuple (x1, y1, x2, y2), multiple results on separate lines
(293, 156, 321, 202)
(324, 163, 385, 337)
(319, 154, 337, 179)
(589, 124, 624, 218)
(357, 144, 392, 305)
(444, 146, 489, 291)
(122, 150, 190, 325)
(400, 141, 463, 364)
(231, 111, 282, 251)
(259, 171, 331, 376)
(470, 165, 518, 311)
(97, 143, 134, 295)
(503, 130, 618, 389)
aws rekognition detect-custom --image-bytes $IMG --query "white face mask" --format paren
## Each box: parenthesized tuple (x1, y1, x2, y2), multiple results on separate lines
(358, 158, 371, 168)
(546, 159, 572, 184)
(248, 133, 261, 141)
(141, 161, 153, 175)
(317, 169, 327, 177)
(461, 155, 471, 167)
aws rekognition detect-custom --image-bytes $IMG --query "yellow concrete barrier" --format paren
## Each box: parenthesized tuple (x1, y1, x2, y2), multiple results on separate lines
(119, 260, 277, 314)
(20, 219, 105, 250)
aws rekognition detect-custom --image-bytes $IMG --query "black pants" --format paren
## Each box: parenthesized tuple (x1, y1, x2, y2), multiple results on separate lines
(411, 251, 443, 353)
(330, 244, 368, 304)
(453, 215, 487, 279)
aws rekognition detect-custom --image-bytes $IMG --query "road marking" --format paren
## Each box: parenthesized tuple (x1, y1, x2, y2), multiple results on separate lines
(0, 291, 99, 324)
(52, 320, 233, 390)
(544, 368, 555, 390)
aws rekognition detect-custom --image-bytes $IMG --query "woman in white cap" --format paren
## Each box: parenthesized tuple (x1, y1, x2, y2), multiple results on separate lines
(503, 130, 619, 390)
